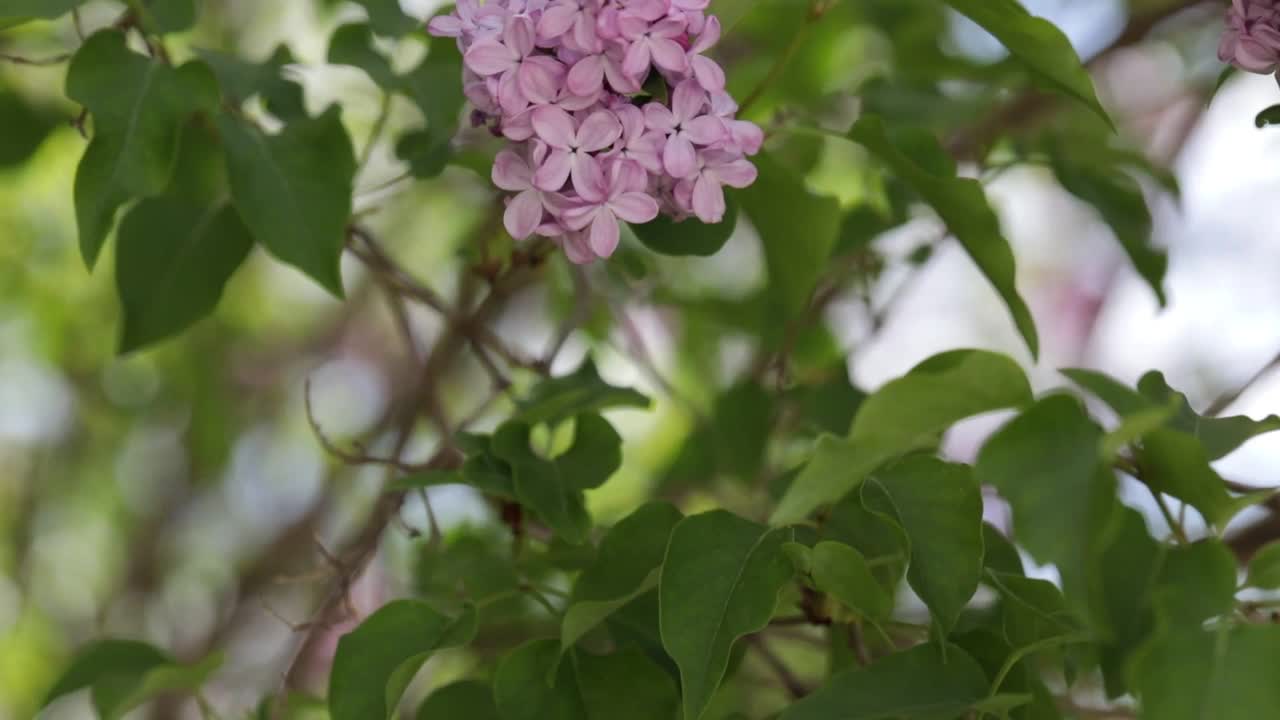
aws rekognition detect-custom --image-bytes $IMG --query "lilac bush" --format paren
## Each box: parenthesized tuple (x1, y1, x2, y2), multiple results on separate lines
(429, 0, 762, 263)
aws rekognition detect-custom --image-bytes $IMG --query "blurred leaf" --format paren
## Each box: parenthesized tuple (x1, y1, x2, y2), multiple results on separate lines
(43, 640, 220, 720)
(849, 116, 1038, 357)
(195, 46, 307, 120)
(115, 199, 253, 352)
(1134, 625, 1280, 720)
(397, 38, 467, 178)
(1246, 541, 1280, 590)
(1095, 506, 1164, 697)
(573, 648, 680, 720)
(1256, 104, 1280, 129)
(823, 493, 909, 592)
(942, 0, 1111, 127)
(773, 349, 1031, 524)
(67, 31, 218, 267)
(1138, 430, 1241, 528)
(982, 523, 1023, 576)
(396, 128, 453, 179)
(0, 0, 85, 20)
(793, 364, 866, 436)
(632, 197, 738, 257)
(494, 639, 586, 720)
(1154, 540, 1237, 624)
(779, 643, 989, 720)
(491, 414, 622, 543)
(516, 360, 649, 425)
(738, 153, 842, 316)
(563, 502, 682, 650)
(350, 0, 420, 36)
(986, 570, 1081, 649)
(0, 89, 60, 167)
(864, 455, 983, 635)
(807, 541, 893, 622)
(329, 600, 477, 720)
(976, 395, 1118, 610)
(329, 23, 398, 88)
(660, 511, 792, 720)
(1049, 148, 1167, 305)
(417, 680, 500, 720)
(129, 0, 197, 34)
(1137, 371, 1280, 460)
(217, 106, 355, 296)
(413, 528, 524, 618)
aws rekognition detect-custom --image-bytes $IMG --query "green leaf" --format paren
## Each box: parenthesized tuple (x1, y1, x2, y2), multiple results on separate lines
(329, 600, 477, 720)
(1246, 541, 1280, 590)
(0, 0, 86, 20)
(822, 494, 909, 592)
(1137, 430, 1238, 528)
(660, 511, 793, 720)
(516, 360, 649, 425)
(562, 502, 683, 650)
(981, 523, 1024, 576)
(494, 639, 586, 720)
(396, 129, 453, 179)
(195, 46, 307, 120)
(1133, 625, 1280, 720)
(1257, 104, 1280, 129)
(1153, 540, 1237, 624)
(807, 541, 893, 622)
(0, 89, 61, 168)
(1095, 506, 1164, 697)
(975, 394, 1118, 608)
(572, 648, 680, 720)
(779, 643, 989, 720)
(738, 152, 842, 315)
(491, 414, 622, 542)
(130, 0, 198, 34)
(116, 198, 253, 352)
(941, 0, 1111, 127)
(329, 23, 398, 89)
(401, 38, 466, 134)
(773, 349, 1031, 524)
(42, 640, 221, 720)
(632, 196, 738, 257)
(985, 570, 1081, 649)
(1049, 148, 1166, 305)
(849, 116, 1038, 356)
(67, 31, 218, 267)
(864, 456, 983, 635)
(351, 0, 420, 36)
(217, 106, 355, 296)
(417, 680, 500, 720)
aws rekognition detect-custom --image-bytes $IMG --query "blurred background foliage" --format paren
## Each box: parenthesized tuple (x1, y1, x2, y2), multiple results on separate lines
(3, 0, 1280, 718)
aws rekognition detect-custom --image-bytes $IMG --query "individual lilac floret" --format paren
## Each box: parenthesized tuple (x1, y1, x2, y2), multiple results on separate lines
(430, 0, 762, 264)
(1220, 0, 1280, 74)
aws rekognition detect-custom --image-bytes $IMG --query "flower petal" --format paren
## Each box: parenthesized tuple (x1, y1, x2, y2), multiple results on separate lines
(497, 70, 529, 114)
(690, 15, 720, 53)
(650, 37, 689, 73)
(567, 54, 606, 97)
(588, 208, 621, 258)
(538, 4, 577, 39)
(492, 150, 533, 191)
(563, 231, 597, 264)
(663, 133, 697, 178)
(426, 14, 462, 37)
(643, 102, 676, 132)
(571, 152, 608, 201)
(505, 189, 545, 240)
(534, 148, 573, 191)
(464, 39, 517, 76)
(671, 79, 706, 123)
(577, 110, 623, 152)
(684, 115, 727, 146)
(532, 106, 577, 149)
(691, 55, 726, 92)
(504, 14, 536, 57)
(609, 192, 660, 224)
(691, 173, 726, 223)
(519, 56, 563, 104)
(622, 38, 652, 79)
(711, 158, 758, 188)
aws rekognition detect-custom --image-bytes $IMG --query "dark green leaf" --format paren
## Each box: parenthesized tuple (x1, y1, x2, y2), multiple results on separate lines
(0, 89, 61, 168)
(632, 196, 738, 257)
(1095, 506, 1163, 697)
(942, 0, 1111, 126)
(1246, 541, 1280, 590)
(195, 46, 307, 120)
(351, 0, 420, 36)
(0, 0, 86, 20)
(779, 643, 989, 720)
(823, 493, 909, 592)
(975, 394, 1118, 609)
(329, 23, 398, 88)
(773, 349, 1031, 524)
(67, 32, 218, 267)
(660, 511, 793, 720)
(572, 648, 680, 720)
(1138, 371, 1280, 460)
(1138, 430, 1239, 528)
(563, 502, 683, 649)
(130, 0, 197, 34)
(985, 570, 1081, 649)
(807, 541, 893, 622)
(1134, 625, 1280, 720)
(43, 640, 220, 720)
(738, 152, 842, 315)
(401, 38, 466, 134)
(1049, 148, 1166, 305)
(417, 680, 499, 720)
(396, 129, 453, 179)
(982, 523, 1024, 576)
(217, 106, 355, 296)
(329, 600, 477, 720)
(116, 199, 253, 352)
(1257, 104, 1280, 129)
(516, 360, 649, 425)
(493, 639, 586, 720)
(864, 456, 983, 635)
(849, 116, 1038, 356)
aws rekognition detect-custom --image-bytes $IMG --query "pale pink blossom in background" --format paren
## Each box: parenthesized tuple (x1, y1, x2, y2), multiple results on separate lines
(1219, 0, 1280, 74)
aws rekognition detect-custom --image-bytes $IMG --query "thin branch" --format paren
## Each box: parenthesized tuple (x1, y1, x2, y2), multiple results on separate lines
(303, 377, 432, 473)
(0, 52, 72, 66)
(1206, 348, 1280, 416)
(748, 635, 810, 700)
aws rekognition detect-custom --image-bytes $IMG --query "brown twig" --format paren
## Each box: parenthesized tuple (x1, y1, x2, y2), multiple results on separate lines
(748, 635, 810, 700)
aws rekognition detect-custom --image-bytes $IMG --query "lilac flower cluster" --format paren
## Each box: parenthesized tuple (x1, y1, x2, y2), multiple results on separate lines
(1219, 0, 1280, 74)
(428, 0, 762, 264)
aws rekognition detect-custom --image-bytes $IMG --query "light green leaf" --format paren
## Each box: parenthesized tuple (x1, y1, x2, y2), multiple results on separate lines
(416, 680, 500, 720)
(738, 152, 842, 315)
(808, 541, 893, 622)
(516, 360, 649, 425)
(562, 502, 682, 650)
(632, 197, 738, 257)
(115, 198, 253, 352)
(42, 639, 220, 720)
(67, 32, 218, 267)
(864, 456, 983, 635)
(329, 600, 477, 720)
(773, 349, 1031, 524)
(1246, 541, 1280, 590)
(779, 643, 989, 720)
(975, 394, 1118, 607)
(941, 0, 1111, 127)
(849, 115, 1038, 356)
(660, 511, 793, 720)
(1138, 430, 1238, 528)
(217, 106, 355, 296)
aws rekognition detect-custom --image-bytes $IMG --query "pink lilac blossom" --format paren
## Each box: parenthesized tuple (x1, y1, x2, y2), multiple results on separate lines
(1219, 0, 1280, 74)
(429, 0, 760, 263)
